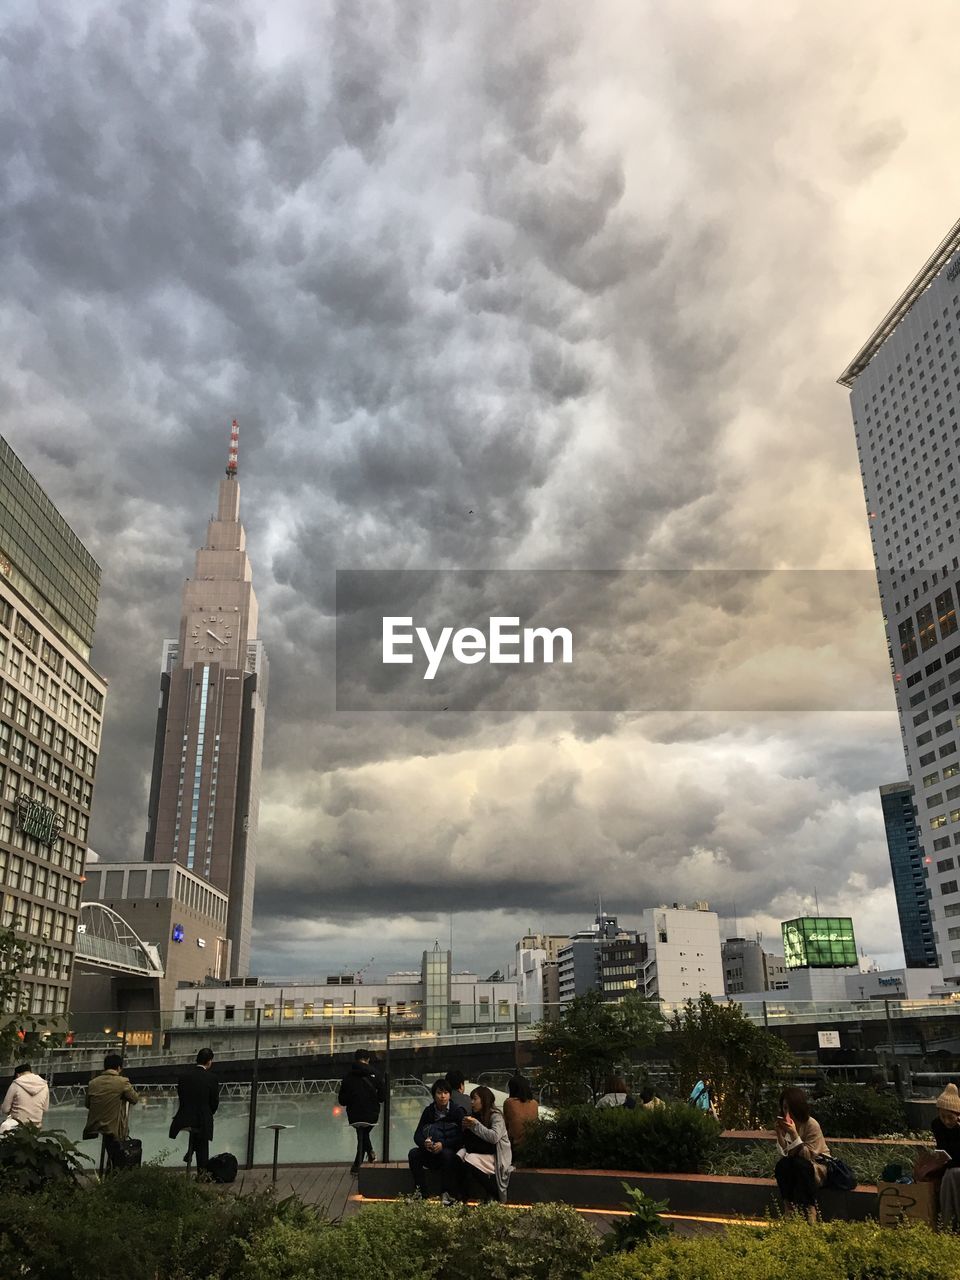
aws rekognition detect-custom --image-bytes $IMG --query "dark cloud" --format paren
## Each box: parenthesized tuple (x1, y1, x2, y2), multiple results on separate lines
(2, 0, 957, 976)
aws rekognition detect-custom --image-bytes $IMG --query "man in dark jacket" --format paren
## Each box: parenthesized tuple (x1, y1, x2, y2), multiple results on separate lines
(338, 1048, 384, 1174)
(169, 1047, 220, 1172)
(408, 1079, 465, 1202)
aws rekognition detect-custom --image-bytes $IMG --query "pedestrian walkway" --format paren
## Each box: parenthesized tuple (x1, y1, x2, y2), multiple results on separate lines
(228, 1162, 360, 1219)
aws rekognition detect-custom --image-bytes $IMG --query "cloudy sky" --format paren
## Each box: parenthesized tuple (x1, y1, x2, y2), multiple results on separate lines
(4, 0, 960, 982)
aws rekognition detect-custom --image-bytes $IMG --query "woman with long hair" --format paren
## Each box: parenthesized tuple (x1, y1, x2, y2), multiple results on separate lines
(774, 1086, 830, 1224)
(457, 1084, 513, 1202)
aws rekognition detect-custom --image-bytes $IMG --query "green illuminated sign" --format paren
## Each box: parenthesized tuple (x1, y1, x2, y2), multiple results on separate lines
(15, 794, 64, 847)
(781, 917, 857, 969)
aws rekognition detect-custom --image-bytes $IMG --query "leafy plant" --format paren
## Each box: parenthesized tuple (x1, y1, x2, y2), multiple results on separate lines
(536, 992, 663, 1104)
(586, 1216, 960, 1280)
(811, 1082, 909, 1138)
(0, 1125, 91, 1194)
(519, 1101, 721, 1173)
(666, 993, 795, 1128)
(0, 926, 65, 1064)
(237, 1198, 600, 1280)
(606, 1182, 672, 1253)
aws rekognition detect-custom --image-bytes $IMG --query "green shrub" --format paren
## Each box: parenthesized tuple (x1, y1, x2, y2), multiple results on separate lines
(520, 1101, 721, 1173)
(0, 1125, 91, 1194)
(238, 1198, 600, 1280)
(0, 1165, 298, 1280)
(586, 1217, 960, 1280)
(812, 1083, 909, 1138)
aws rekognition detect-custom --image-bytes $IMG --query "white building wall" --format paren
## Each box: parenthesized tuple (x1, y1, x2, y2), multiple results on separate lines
(641, 906, 724, 1004)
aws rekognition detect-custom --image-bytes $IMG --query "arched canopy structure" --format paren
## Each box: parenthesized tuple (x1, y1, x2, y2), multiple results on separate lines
(75, 903, 164, 977)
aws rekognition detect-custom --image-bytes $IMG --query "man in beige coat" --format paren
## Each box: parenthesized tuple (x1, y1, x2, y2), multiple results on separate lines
(83, 1053, 139, 1153)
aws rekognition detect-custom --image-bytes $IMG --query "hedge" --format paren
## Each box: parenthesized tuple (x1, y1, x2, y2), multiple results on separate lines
(586, 1217, 960, 1280)
(519, 1102, 722, 1172)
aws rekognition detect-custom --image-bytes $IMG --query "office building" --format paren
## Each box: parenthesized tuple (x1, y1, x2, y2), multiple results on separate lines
(722, 936, 789, 996)
(143, 424, 267, 976)
(512, 932, 569, 1020)
(840, 216, 960, 983)
(0, 436, 107, 1017)
(639, 903, 724, 1004)
(557, 913, 638, 1004)
(78, 858, 228, 1014)
(879, 781, 938, 967)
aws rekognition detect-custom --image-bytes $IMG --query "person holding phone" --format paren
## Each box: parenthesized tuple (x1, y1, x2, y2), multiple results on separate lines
(774, 1086, 830, 1224)
(457, 1085, 513, 1203)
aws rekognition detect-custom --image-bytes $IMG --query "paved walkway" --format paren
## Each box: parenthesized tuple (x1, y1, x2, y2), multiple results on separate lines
(229, 1162, 361, 1219)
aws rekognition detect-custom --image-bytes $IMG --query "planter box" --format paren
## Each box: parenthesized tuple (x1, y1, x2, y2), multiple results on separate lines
(358, 1164, 876, 1220)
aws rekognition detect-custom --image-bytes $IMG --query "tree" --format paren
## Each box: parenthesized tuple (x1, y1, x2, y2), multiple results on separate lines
(536, 991, 663, 1104)
(666, 993, 795, 1129)
(0, 926, 62, 1065)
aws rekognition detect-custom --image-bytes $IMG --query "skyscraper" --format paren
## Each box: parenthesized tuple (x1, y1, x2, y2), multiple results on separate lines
(0, 435, 107, 1017)
(840, 215, 960, 984)
(879, 781, 938, 968)
(143, 424, 267, 976)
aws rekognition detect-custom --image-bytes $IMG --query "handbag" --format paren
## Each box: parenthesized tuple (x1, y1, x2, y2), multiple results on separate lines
(816, 1154, 857, 1191)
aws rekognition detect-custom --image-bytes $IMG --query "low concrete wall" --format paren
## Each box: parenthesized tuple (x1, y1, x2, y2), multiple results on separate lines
(358, 1163, 877, 1220)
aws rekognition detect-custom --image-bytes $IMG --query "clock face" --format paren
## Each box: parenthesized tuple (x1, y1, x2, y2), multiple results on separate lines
(189, 614, 234, 654)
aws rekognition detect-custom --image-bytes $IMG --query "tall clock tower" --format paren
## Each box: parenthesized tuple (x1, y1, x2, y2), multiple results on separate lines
(143, 423, 268, 977)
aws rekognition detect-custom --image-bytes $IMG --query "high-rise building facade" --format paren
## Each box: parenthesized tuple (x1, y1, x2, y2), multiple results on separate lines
(143, 426, 267, 976)
(840, 216, 960, 984)
(879, 781, 938, 968)
(0, 436, 107, 1017)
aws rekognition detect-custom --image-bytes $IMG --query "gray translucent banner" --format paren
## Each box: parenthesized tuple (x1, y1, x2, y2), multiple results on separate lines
(334, 569, 893, 712)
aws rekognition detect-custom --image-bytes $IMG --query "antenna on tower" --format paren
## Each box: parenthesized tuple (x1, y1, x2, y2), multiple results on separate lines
(226, 419, 239, 477)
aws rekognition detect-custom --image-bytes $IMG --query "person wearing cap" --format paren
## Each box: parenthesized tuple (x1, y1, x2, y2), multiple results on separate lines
(933, 1083, 960, 1227)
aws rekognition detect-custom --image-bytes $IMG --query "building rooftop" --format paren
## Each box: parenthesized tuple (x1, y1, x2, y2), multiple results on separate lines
(838, 214, 960, 388)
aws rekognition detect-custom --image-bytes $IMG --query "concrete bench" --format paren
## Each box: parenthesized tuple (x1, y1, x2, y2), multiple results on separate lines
(357, 1163, 878, 1220)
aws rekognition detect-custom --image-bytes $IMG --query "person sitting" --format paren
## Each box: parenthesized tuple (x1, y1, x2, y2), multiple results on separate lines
(444, 1068, 472, 1116)
(931, 1083, 960, 1228)
(457, 1085, 513, 1203)
(774, 1086, 829, 1224)
(502, 1075, 539, 1158)
(640, 1086, 664, 1109)
(596, 1075, 630, 1107)
(83, 1053, 140, 1169)
(0, 1063, 49, 1131)
(409, 1079, 465, 1204)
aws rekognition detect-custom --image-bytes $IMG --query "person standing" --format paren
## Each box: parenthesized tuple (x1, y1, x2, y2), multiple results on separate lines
(408, 1079, 465, 1204)
(169, 1047, 220, 1172)
(0, 1063, 49, 1131)
(338, 1049, 384, 1174)
(83, 1053, 139, 1165)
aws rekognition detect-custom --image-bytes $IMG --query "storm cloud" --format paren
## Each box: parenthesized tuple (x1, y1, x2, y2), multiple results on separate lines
(3, 0, 959, 977)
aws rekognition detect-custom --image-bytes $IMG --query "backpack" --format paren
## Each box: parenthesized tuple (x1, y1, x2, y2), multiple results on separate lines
(206, 1152, 239, 1184)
